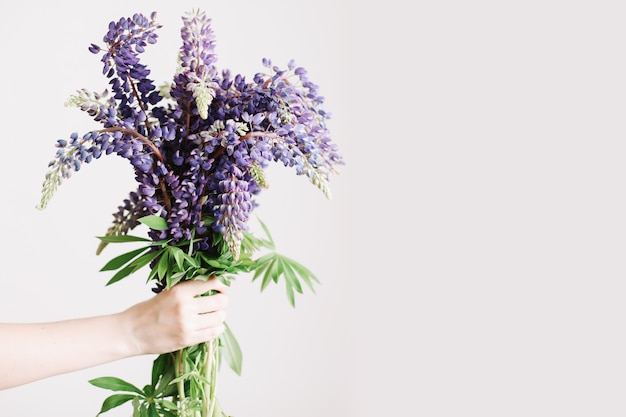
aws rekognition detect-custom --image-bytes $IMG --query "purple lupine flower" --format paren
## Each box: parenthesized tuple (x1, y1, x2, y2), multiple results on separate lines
(38, 9, 343, 261)
(212, 170, 252, 260)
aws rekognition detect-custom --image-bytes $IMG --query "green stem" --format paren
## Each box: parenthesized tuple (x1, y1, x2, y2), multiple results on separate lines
(176, 349, 186, 412)
(202, 339, 218, 417)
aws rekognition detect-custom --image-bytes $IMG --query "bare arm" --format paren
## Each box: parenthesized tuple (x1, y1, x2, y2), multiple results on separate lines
(0, 278, 228, 390)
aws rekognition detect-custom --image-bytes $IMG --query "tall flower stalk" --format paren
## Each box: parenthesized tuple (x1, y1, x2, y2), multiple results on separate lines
(37, 10, 343, 417)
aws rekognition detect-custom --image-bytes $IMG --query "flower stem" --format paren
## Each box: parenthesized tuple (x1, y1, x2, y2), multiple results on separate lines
(176, 349, 186, 412)
(203, 340, 217, 417)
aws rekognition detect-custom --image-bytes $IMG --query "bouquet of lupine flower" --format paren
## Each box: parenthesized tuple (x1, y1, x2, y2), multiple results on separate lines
(37, 10, 343, 417)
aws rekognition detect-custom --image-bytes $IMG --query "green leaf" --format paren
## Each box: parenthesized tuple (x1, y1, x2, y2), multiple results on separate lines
(132, 397, 141, 417)
(251, 264, 268, 284)
(283, 274, 296, 306)
(97, 235, 151, 243)
(139, 215, 168, 231)
(158, 408, 178, 417)
(170, 246, 194, 270)
(151, 354, 167, 388)
(142, 385, 153, 397)
(152, 355, 176, 396)
(251, 249, 320, 305)
(100, 247, 150, 271)
(290, 259, 319, 292)
(105, 263, 138, 286)
(147, 403, 159, 417)
(169, 269, 189, 286)
(158, 399, 178, 411)
(95, 393, 138, 416)
(242, 230, 272, 252)
(281, 257, 303, 294)
(156, 252, 170, 281)
(89, 376, 144, 394)
(168, 374, 188, 385)
(280, 259, 300, 307)
(128, 249, 163, 273)
(257, 218, 276, 248)
(220, 323, 243, 375)
(205, 258, 229, 269)
(268, 255, 281, 283)
(146, 262, 160, 283)
(259, 258, 276, 292)
(251, 253, 273, 281)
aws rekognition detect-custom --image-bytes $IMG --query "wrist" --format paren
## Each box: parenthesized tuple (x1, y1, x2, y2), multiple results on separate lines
(114, 308, 144, 357)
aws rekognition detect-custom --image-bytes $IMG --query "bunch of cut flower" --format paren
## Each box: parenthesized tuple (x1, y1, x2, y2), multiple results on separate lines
(37, 10, 343, 417)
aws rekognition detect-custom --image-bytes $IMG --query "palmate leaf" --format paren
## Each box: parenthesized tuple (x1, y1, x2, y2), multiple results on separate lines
(251, 251, 319, 307)
(252, 254, 276, 291)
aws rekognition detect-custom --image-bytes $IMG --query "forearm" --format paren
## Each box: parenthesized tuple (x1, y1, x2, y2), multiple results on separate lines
(0, 313, 135, 390)
(0, 278, 228, 390)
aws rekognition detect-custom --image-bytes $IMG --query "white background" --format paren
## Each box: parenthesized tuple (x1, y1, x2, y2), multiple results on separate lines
(1, 0, 626, 416)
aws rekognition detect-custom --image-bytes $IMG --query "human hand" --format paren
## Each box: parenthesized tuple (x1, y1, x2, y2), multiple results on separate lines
(120, 277, 229, 355)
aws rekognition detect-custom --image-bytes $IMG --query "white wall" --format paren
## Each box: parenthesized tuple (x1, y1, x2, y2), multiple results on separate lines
(3, 1, 626, 417)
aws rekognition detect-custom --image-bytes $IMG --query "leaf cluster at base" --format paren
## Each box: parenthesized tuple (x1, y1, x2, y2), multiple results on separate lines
(90, 215, 319, 416)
